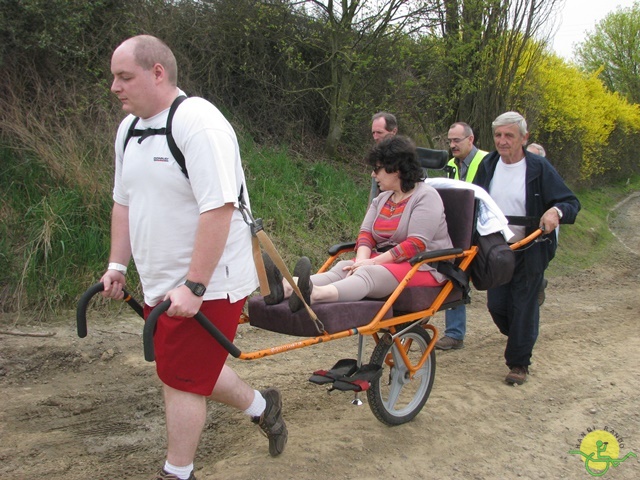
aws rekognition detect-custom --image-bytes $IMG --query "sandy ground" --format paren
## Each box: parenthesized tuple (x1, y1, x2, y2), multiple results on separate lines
(1, 194, 639, 480)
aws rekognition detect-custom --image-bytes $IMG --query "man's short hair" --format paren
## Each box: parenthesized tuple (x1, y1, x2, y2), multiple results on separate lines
(131, 35, 178, 86)
(449, 122, 474, 137)
(527, 143, 546, 157)
(492, 111, 527, 136)
(372, 111, 398, 132)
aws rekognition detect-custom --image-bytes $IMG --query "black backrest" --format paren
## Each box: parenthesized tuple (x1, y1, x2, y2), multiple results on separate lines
(368, 147, 451, 204)
(435, 188, 476, 250)
(416, 147, 449, 170)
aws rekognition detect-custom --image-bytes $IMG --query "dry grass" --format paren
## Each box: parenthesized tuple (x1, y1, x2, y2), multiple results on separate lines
(0, 69, 118, 202)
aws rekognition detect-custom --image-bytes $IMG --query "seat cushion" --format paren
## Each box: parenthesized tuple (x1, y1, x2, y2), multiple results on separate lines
(248, 296, 394, 337)
(391, 285, 463, 312)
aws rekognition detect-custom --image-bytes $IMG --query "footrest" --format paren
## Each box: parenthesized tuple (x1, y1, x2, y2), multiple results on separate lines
(331, 364, 383, 392)
(309, 359, 358, 385)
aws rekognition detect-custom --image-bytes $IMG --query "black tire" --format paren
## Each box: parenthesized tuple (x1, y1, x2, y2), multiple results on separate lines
(366, 325, 436, 425)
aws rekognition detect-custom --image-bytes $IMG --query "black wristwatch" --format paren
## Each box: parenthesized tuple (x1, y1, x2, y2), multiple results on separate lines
(184, 280, 206, 297)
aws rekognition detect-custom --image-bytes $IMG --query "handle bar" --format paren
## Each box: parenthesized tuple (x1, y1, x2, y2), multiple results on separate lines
(143, 300, 241, 363)
(77, 282, 144, 338)
(78, 283, 241, 362)
(510, 227, 544, 251)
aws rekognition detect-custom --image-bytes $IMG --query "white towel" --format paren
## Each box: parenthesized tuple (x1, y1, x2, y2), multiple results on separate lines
(425, 177, 514, 241)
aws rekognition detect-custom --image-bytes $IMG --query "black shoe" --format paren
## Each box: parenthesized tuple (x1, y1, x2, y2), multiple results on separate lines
(262, 253, 284, 305)
(289, 257, 312, 313)
(252, 388, 288, 456)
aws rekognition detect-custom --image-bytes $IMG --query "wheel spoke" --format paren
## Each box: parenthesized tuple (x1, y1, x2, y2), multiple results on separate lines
(367, 326, 436, 425)
(384, 346, 407, 410)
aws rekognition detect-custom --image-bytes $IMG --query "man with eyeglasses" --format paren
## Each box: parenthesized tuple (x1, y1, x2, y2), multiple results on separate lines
(435, 122, 488, 351)
(446, 122, 488, 183)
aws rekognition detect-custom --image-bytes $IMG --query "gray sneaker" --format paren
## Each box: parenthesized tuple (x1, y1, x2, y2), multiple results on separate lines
(435, 336, 464, 350)
(252, 388, 288, 456)
(153, 469, 196, 480)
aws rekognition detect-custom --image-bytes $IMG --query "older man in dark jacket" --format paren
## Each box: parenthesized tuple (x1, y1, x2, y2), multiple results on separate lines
(474, 111, 580, 385)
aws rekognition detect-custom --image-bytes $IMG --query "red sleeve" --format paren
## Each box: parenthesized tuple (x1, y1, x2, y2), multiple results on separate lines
(356, 231, 376, 250)
(390, 237, 426, 262)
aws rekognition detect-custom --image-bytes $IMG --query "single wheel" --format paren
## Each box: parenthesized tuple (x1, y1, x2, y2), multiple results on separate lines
(367, 325, 435, 425)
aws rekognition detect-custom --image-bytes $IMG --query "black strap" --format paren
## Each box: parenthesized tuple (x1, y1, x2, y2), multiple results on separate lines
(238, 184, 246, 208)
(444, 165, 456, 179)
(165, 95, 188, 177)
(506, 215, 539, 227)
(124, 117, 140, 150)
(375, 241, 397, 253)
(436, 261, 470, 295)
(122, 95, 247, 215)
(123, 95, 189, 178)
(138, 127, 167, 143)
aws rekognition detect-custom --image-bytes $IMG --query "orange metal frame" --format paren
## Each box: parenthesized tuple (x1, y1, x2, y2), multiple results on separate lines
(234, 227, 543, 377)
(235, 246, 476, 364)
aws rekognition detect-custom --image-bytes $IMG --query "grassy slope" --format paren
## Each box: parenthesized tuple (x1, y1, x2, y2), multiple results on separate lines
(243, 142, 640, 278)
(547, 175, 640, 276)
(242, 142, 371, 269)
(2, 138, 638, 315)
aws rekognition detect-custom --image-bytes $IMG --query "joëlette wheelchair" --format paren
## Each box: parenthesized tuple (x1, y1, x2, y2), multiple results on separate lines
(77, 148, 541, 426)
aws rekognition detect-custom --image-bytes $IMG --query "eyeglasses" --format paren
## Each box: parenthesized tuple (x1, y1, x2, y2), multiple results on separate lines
(447, 135, 470, 145)
(372, 165, 385, 174)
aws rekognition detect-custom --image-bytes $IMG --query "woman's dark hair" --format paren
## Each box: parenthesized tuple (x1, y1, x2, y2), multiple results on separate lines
(366, 135, 424, 192)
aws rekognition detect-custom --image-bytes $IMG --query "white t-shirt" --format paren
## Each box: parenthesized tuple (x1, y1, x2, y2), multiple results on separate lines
(489, 157, 527, 242)
(425, 178, 514, 241)
(113, 95, 258, 306)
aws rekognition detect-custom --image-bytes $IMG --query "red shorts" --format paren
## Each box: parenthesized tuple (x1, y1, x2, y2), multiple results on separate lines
(384, 262, 444, 287)
(144, 297, 246, 396)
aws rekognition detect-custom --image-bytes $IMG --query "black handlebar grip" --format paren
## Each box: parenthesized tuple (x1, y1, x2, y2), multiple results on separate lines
(77, 283, 145, 338)
(193, 311, 241, 358)
(143, 299, 168, 362)
(143, 300, 242, 363)
(76, 283, 105, 338)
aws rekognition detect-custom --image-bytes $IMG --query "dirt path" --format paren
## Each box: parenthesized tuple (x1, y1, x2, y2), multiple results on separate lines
(1, 196, 639, 480)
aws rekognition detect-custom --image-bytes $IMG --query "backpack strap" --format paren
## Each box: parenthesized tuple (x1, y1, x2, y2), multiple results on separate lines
(164, 95, 188, 177)
(123, 95, 251, 204)
(123, 95, 189, 178)
(124, 117, 140, 151)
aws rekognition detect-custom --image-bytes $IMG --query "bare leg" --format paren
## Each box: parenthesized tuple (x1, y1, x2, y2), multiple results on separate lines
(283, 277, 340, 303)
(208, 364, 255, 409)
(310, 284, 339, 303)
(163, 385, 206, 467)
(164, 365, 255, 467)
(283, 260, 352, 299)
(282, 277, 296, 299)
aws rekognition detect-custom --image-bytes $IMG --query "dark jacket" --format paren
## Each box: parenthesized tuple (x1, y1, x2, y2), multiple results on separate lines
(473, 149, 581, 276)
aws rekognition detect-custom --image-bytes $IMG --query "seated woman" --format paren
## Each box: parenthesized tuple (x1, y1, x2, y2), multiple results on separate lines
(264, 135, 454, 313)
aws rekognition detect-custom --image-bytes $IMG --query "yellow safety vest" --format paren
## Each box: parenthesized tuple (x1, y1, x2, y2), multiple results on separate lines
(447, 149, 488, 183)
